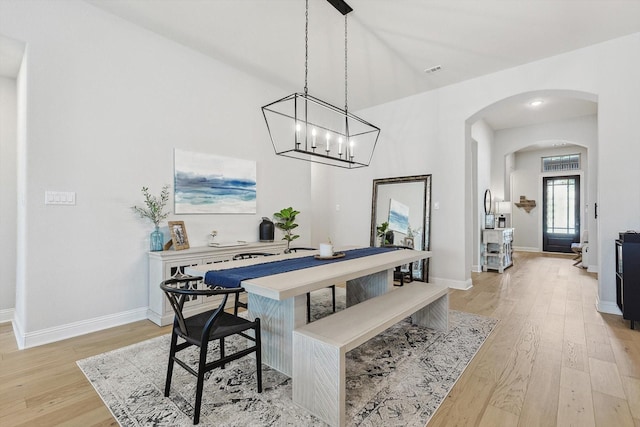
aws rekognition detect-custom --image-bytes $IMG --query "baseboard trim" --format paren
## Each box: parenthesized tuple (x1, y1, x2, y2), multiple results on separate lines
(0, 307, 14, 324)
(16, 307, 148, 350)
(513, 246, 539, 252)
(596, 297, 622, 316)
(431, 276, 472, 291)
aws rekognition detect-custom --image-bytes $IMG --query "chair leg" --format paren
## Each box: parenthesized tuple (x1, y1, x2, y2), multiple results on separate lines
(220, 337, 225, 369)
(255, 319, 263, 393)
(330, 285, 336, 313)
(306, 292, 311, 323)
(193, 343, 209, 425)
(164, 331, 179, 397)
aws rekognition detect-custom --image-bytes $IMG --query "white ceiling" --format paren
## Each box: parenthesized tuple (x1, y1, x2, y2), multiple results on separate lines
(6, 1, 640, 132)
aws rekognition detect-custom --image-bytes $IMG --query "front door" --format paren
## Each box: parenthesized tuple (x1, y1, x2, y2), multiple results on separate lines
(543, 175, 580, 253)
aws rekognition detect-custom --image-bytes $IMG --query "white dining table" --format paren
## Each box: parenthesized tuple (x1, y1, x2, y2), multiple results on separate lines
(186, 246, 432, 376)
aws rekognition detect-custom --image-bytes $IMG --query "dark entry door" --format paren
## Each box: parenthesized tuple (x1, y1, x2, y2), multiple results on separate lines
(543, 175, 580, 253)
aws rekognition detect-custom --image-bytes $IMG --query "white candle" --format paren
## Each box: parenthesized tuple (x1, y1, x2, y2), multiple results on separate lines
(338, 137, 343, 155)
(349, 140, 355, 158)
(311, 128, 317, 148)
(325, 132, 331, 152)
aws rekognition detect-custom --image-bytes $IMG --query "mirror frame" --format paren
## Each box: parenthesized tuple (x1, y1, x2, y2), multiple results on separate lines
(370, 174, 432, 281)
(484, 189, 492, 214)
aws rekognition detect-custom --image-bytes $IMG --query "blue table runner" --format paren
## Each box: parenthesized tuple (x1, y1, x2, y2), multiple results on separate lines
(204, 246, 398, 288)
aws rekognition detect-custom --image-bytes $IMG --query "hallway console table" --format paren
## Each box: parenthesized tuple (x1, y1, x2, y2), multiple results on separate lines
(482, 228, 514, 273)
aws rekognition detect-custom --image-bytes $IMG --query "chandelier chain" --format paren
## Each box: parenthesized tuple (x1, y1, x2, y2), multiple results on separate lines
(344, 14, 348, 112)
(304, 0, 309, 95)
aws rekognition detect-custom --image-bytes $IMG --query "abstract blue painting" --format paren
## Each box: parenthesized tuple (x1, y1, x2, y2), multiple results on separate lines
(388, 198, 409, 234)
(174, 149, 256, 214)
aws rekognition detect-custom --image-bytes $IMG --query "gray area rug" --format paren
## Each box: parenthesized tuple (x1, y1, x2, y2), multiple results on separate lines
(77, 287, 497, 426)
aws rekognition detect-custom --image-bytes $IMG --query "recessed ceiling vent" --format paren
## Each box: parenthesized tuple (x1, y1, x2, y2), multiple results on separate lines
(424, 65, 442, 74)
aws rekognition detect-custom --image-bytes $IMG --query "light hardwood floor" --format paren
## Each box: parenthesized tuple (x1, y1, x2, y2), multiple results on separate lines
(1, 251, 638, 426)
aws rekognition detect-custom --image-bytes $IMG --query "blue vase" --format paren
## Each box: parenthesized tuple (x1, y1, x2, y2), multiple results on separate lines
(150, 226, 163, 251)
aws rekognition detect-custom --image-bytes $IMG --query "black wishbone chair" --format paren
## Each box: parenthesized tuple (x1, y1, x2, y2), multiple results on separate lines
(160, 275, 262, 425)
(230, 252, 275, 315)
(289, 247, 337, 323)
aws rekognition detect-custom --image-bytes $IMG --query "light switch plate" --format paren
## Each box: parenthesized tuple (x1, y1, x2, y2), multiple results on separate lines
(45, 191, 76, 205)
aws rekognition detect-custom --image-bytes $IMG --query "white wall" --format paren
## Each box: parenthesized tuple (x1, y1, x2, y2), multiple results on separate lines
(327, 34, 640, 309)
(0, 0, 311, 347)
(0, 76, 17, 322)
(471, 119, 494, 271)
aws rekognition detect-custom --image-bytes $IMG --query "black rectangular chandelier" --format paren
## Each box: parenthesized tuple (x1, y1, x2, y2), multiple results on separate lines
(261, 0, 380, 169)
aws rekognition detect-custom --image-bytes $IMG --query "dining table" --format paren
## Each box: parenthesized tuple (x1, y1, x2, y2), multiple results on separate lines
(186, 246, 432, 376)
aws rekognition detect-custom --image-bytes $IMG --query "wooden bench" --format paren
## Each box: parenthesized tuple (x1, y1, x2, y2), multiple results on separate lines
(292, 282, 449, 426)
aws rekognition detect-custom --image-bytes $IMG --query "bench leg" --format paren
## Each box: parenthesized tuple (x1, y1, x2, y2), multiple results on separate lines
(412, 293, 449, 332)
(293, 332, 345, 427)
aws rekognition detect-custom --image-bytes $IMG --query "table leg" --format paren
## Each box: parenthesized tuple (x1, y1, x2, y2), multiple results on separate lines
(346, 269, 392, 307)
(247, 292, 306, 377)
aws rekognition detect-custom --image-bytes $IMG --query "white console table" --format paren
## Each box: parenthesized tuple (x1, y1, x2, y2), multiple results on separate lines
(482, 228, 514, 273)
(147, 241, 286, 326)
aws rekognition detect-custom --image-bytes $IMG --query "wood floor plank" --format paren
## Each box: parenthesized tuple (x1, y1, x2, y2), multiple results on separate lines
(592, 390, 635, 427)
(557, 366, 596, 427)
(589, 357, 626, 399)
(427, 373, 495, 427)
(518, 346, 562, 427)
(610, 338, 640, 380)
(622, 375, 640, 420)
(478, 404, 520, 427)
(488, 320, 540, 416)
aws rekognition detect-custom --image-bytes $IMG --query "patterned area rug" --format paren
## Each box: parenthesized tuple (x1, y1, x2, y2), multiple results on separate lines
(77, 287, 497, 426)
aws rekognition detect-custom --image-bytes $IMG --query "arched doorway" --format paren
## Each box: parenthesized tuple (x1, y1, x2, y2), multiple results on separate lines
(466, 89, 598, 274)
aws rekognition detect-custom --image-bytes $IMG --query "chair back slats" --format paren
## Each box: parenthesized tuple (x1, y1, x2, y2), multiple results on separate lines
(232, 252, 275, 260)
(160, 275, 243, 337)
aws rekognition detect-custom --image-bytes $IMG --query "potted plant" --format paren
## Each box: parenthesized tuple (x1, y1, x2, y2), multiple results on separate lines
(274, 207, 300, 252)
(132, 185, 170, 251)
(376, 221, 393, 246)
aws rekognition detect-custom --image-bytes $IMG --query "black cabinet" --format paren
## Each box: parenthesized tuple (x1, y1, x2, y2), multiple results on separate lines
(616, 236, 640, 329)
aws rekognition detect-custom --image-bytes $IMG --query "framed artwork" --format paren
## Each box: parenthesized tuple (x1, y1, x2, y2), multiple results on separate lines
(168, 221, 190, 250)
(403, 237, 414, 248)
(174, 149, 257, 214)
(388, 198, 410, 233)
(485, 214, 495, 229)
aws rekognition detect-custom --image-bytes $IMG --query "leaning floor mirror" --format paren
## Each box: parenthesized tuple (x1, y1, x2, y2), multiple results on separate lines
(370, 174, 432, 281)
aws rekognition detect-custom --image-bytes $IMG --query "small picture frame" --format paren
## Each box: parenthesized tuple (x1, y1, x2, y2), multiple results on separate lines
(168, 221, 190, 250)
(485, 214, 495, 229)
(403, 237, 414, 248)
